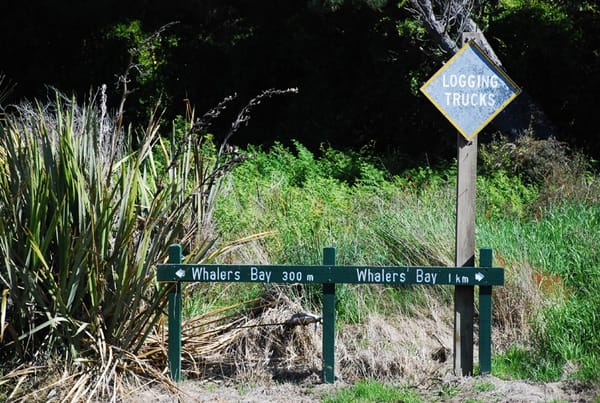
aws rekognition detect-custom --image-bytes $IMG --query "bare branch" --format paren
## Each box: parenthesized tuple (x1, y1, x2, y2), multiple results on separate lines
(405, 0, 505, 65)
(218, 87, 299, 154)
(191, 93, 239, 135)
(114, 22, 180, 130)
(407, 0, 459, 54)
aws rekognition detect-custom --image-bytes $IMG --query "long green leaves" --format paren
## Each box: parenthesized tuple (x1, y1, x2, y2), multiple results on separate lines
(0, 91, 241, 363)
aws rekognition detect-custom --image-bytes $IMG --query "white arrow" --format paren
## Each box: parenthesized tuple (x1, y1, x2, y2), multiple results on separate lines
(475, 272, 485, 282)
(175, 269, 185, 278)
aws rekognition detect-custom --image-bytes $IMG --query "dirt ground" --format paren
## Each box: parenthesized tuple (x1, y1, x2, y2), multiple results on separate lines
(126, 315, 599, 402)
(126, 298, 599, 402)
(130, 374, 599, 402)
(6, 292, 599, 402)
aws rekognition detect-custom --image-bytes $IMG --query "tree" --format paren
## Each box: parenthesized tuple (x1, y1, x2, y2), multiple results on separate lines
(404, 0, 556, 138)
(2, 1, 597, 157)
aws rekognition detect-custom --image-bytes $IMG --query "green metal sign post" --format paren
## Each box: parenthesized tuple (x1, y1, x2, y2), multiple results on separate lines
(157, 244, 504, 382)
(322, 247, 336, 383)
(166, 244, 183, 382)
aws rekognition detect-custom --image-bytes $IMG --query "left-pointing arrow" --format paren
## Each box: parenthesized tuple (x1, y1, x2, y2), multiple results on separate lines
(175, 269, 185, 278)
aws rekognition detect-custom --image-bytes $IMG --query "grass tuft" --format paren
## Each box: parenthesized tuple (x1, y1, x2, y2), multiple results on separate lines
(324, 379, 421, 403)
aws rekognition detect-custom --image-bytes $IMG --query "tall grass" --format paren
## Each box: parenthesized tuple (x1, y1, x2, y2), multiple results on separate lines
(216, 142, 456, 267)
(480, 202, 600, 380)
(213, 137, 600, 381)
(214, 143, 459, 322)
(0, 88, 263, 398)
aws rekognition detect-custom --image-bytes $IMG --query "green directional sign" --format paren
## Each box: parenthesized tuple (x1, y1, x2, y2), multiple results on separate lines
(158, 245, 504, 384)
(157, 264, 504, 286)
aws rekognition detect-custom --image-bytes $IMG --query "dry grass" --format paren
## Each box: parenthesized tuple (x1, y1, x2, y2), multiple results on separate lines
(336, 310, 454, 384)
(491, 254, 542, 347)
(150, 287, 458, 386)
(481, 134, 600, 209)
(0, 265, 551, 401)
(0, 344, 178, 402)
(490, 252, 571, 351)
(141, 285, 322, 383)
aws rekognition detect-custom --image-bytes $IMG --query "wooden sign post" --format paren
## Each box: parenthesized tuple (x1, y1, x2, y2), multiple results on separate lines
(454, 131, 477, 375)
(454, 32, 481, 377)
(420, 33, 520, 376)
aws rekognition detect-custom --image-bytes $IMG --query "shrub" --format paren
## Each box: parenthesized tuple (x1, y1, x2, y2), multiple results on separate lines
(0, 92, 205, 360)
(216, 141, 600, 383)
(480, 134, 599, 209)
(0, 87, 283, 398)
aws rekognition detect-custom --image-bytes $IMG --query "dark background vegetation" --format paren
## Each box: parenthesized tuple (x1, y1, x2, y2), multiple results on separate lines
(1, 1, 599, 163)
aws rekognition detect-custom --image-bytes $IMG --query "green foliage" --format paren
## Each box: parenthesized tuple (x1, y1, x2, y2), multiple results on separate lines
(479, 203, 600, 283)
(396, 16, 426, 42)
(493, 346, 562, 381)
(108, 20, 179, 81)
(539, 293, 600, 381)
(214, 138, 600, 382)
(107, 20, 179, 115)
(395, 164, 456, 190)
(472, 379, 495, 392)
(0, 90, 241, 368)
(480, 135, 591, 186)
(324, 379, 421, 403)
(498, 0, 572, 26)
(490, 1, 600, 155)
(320, 144, 389, 187)
(1, 95, 163, 358)
(182, 283, 264, 319)
(438, 383, 460, 399)
(477, 171, 538, 220)
(2, 0, 600, 160)
(480, 135, 598, 213)
(480, 201, 600, 381)
(215, 144, 457, 322)
(214, 141, 391, 256)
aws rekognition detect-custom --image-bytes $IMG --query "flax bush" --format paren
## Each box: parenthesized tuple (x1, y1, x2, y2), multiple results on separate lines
(0, 90, 251, 369)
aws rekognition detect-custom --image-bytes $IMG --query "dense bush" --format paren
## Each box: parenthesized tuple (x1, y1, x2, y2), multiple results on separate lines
(0, 90, 255, 400)
(213, 138, 600, 380)
(2, 1, 598, 158)
(1, 90, 598, 390)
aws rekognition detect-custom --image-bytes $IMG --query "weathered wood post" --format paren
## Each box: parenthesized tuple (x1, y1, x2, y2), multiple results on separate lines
(419, 31, 520, 376)
(454, 129, 477, 375)
(454, 32, 489, 376)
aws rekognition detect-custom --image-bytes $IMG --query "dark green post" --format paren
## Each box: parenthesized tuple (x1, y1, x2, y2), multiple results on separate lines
(322, 247, 336, 383)
(168, 244, 183, 381)
(479, 247, 493, 374)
